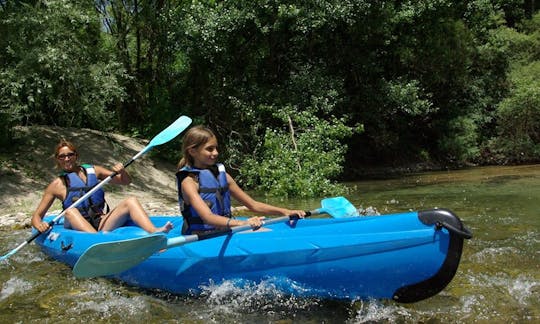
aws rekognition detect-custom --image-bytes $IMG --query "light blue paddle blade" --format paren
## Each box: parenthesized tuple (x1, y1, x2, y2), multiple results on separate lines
(142, 115, 192, 155)
(73, 234, 168, 278)
(320, 196, 358, 218)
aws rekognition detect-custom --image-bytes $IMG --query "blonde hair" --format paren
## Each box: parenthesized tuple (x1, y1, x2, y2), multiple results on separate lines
(53, 139, 79, 169)
(177, 125, 217, 169)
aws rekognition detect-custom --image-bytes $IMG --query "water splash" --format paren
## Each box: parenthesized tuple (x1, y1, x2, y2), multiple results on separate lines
(349, 299, 406, 323)
(186, 278, 331, 321)
(0, 277, 33, 301)
(509, 276, 539, 305)
(356, 206, 380, 216)
(199, 277, 321, 309)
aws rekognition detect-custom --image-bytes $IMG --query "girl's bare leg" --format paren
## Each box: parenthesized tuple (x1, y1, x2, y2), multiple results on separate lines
(64, 208, 98, 233)
(99, 196, 173, 233)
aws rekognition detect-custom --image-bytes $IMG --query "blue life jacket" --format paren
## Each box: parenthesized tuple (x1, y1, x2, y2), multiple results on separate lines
(176, 163, 232, 234)
(61, 164, 106, 220)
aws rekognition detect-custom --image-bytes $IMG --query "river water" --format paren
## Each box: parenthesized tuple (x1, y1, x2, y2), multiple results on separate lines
(1, 165, 539, 323)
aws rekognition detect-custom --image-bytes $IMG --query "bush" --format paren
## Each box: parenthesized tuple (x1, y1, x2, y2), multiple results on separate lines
(239, 107, 357, 198)
(493, 61, 540, 162)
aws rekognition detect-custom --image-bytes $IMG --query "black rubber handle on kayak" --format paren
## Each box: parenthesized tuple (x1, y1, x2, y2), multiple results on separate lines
(436, 221, 473, 239)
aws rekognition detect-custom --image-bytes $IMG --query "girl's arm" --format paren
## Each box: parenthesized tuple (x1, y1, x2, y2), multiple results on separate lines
(31, 179, 62, 232)
(95, 163, 131, 185)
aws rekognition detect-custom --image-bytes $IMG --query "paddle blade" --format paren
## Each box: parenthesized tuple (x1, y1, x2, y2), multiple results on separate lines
(73, 234, 167, 278)
(143, 115, 192, 154)
(320, 196, 358, 218)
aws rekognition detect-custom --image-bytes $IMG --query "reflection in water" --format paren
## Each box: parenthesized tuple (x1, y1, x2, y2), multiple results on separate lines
(1, 165, 539, 322)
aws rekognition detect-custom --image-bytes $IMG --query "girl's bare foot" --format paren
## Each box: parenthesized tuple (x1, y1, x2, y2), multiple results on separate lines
(154, 221, 173, 233)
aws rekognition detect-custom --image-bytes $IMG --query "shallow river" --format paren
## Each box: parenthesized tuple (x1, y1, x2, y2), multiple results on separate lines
(1, 165, 539, 323)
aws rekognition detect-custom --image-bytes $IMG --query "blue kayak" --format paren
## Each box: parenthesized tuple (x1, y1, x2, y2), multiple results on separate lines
(34, 208, 471, 302)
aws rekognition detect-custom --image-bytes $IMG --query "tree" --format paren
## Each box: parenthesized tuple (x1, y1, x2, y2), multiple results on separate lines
(492, 12, 540, 162)
(95, 0, 181, 135)
(0, 0, 126, 133)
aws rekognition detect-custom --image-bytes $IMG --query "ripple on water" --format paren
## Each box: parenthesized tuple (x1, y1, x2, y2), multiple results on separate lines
(459, 271, 540, 321)
(35, 279, 152, 321)
(470, 246, 521, 263)
(1, 277, 33, 301)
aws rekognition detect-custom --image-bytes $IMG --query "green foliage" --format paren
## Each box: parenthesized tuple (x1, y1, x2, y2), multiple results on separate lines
(170, 1, 363, 196)
(486, 12, 540, 163)
(438, 115, 480, 163)
(385, 79, 435, 117)
(238, 105, 357, 198)
(494, 61, 540, 162)
(94, 0, 182, 134)
(0, 0, 126, 130)
(223, 63, 360, 197)
(2, 0, 540, 195)
(139, 0, 540, 177)
(463, 0, 507, 41)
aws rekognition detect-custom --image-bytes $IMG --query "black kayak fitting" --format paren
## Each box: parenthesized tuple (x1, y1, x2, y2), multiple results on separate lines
(392, 208, 472, 303)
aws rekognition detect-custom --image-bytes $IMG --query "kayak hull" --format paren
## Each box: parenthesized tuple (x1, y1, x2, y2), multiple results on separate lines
(35, 209, 470, 302)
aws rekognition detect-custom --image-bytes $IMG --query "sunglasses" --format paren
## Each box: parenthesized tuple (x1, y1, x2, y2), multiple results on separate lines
(57, 152, 77, 160)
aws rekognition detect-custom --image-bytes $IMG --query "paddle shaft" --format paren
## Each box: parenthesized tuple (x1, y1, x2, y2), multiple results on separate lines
(0, 116, 192, 260)
(166, 210, 318, 248)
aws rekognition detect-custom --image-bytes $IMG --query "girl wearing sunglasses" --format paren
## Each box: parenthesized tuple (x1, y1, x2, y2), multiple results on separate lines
(31, 140, 173, 234)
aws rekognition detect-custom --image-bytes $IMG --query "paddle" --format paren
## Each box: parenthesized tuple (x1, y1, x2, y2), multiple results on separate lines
(0, 115, 192, 261)
(319, 196, 358, 218)
(73, 196, 358, 278)
(230, 196, 357, 219)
